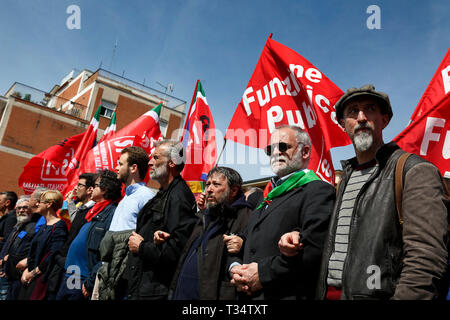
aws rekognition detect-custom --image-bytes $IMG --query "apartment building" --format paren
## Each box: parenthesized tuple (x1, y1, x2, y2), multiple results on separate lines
(0, 68, 187, 194)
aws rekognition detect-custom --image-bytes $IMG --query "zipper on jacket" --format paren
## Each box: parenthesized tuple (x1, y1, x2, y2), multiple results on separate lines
(340, 162, 381, 299)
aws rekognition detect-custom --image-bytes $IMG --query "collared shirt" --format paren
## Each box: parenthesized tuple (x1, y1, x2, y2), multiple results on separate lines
(108, 183, 155, 232)
(272, 169, 307, 187)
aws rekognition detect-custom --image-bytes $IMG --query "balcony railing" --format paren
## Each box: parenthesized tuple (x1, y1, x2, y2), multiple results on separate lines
(95, 69, 186, 111)
(6, 82, 88, 119)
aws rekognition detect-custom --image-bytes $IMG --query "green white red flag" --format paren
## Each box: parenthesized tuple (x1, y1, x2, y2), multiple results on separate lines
(99, 111, 117, 143)
(225, 34, 351, 184)
(181, 80, 217, 195)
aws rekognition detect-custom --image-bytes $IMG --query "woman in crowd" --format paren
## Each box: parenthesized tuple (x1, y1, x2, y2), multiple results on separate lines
(17, 190, 68, 300)
(56, 170, 122, 300)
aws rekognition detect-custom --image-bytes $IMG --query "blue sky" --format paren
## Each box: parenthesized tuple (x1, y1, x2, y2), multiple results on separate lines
(1, 0, 449, 181)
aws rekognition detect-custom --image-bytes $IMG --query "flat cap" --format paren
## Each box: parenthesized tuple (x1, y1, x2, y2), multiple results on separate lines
(335, 84, 393, 123)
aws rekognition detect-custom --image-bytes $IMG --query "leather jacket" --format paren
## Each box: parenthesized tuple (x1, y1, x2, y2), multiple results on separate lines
(316, 142, 448, 300)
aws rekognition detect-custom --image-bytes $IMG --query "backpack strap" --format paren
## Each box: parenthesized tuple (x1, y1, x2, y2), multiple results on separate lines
(395, 153, 413, 225)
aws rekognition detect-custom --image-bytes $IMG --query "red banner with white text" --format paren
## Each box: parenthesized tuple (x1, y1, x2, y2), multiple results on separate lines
(63, 104, 163, 194)
(225, 34, 351, 184)
(18, 133, 84, 194)
(395, 93, 450, 178)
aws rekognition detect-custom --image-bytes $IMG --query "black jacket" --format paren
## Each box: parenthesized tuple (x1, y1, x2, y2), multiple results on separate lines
(123, 175, 197, 300)
(0, 210, 17, 251)
(84, 202, 117, 291)
(230, 178, 335, 300)
(170, 193, 253, 300)
(316, 142, 448, 300)
(0, 220, 36, 280)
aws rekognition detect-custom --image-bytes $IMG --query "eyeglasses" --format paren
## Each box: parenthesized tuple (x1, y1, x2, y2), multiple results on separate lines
(77, 183, 86, 188)
(264, 142, 295, 156)
(16, 206, 29, 210)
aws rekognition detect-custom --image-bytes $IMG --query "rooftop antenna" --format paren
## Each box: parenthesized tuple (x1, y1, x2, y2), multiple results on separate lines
(156, 81, 174, 106)
(109, 38, 118, 71)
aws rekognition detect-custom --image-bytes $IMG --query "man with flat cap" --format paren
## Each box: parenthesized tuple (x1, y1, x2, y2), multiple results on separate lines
(280, 85, 448, 300)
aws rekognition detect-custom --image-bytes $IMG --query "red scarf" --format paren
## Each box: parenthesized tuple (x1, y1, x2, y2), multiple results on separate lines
(85, 200, 113, 222)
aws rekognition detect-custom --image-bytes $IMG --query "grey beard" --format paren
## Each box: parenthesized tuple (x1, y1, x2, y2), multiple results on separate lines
(270, 153, 304, 177)
(354, 131, 374, 152)
(150, 164, 168, 182)
(15, 215, 31, 227)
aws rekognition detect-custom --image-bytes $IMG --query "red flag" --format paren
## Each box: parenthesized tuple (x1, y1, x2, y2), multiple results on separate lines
(225, 34, 351, 184)
(65, 106, 101, 180)
(181, 80, 217, 196)
(409, 48, 450, 123)
(18, 133, 84, 194)
(64, 104, 164, 194)
(395, 93, 450, 178)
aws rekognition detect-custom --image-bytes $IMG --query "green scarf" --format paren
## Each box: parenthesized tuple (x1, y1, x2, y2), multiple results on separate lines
(257, 170, 321, 210)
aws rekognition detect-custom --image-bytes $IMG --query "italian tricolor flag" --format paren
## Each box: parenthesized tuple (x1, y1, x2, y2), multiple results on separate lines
(99, 112, 117, 143)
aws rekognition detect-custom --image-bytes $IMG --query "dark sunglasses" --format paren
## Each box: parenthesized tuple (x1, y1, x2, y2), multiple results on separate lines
(264, 142, 294, 156)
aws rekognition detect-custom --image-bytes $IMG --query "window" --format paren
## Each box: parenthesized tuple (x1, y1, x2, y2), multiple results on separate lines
(100, 99, 116, 118)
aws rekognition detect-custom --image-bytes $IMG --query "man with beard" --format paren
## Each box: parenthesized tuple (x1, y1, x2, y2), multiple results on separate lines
(0, 196, 36, 300)
(229, 125, 335, 300)
(90, 146, 155, 300)
(121, 140, 197, 300)
(161, 167, 252, 300)
(307, 84, 447, 300)
(109, 146, 155, 232)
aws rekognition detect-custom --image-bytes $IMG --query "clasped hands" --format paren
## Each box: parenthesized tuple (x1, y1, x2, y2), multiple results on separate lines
(230, 262, 262, 295)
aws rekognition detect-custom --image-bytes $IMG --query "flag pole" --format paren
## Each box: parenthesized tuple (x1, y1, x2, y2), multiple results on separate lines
(214, 138, 227, 168)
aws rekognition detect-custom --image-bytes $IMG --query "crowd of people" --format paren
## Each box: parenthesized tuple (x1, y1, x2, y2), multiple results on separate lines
(0, 85, 448, 301)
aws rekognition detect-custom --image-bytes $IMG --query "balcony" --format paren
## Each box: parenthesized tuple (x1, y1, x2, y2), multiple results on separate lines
(5, 82, 88, 119)
(93, 69, 186, 112)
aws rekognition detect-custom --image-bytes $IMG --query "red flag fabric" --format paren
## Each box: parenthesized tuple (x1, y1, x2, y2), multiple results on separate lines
(409, 48, 450, 123)
(64, 106, 101, 185)
(18, 133, 84, 194)
(395, 93, 450, 178)
(181, 80, 217, 195)
(225, 34, 351, 184)
(63, 104, 163, 194)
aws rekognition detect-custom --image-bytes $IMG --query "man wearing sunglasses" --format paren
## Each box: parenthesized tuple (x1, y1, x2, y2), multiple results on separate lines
(65, 173, 96, 222)
(229, 125, 335, 300)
